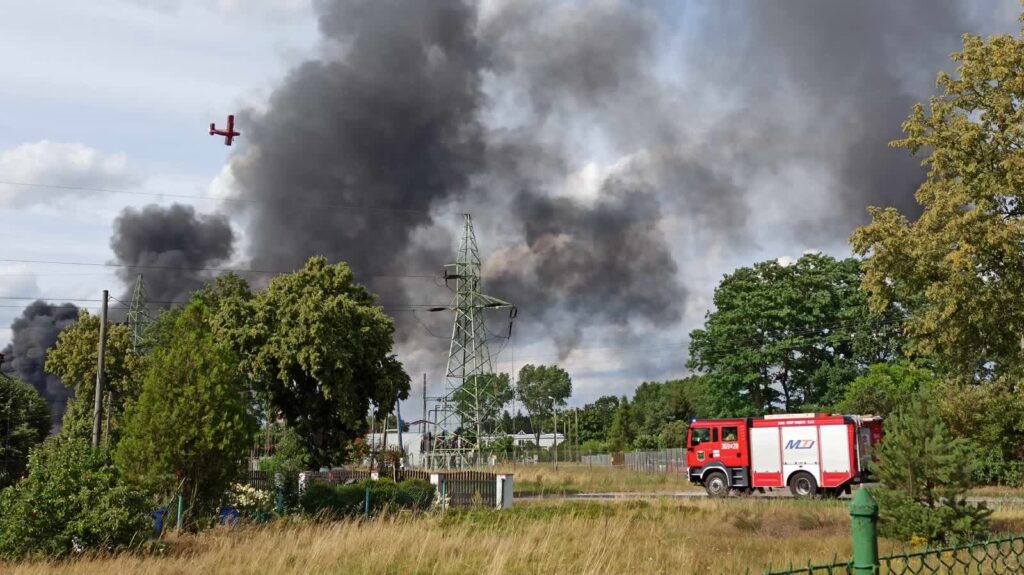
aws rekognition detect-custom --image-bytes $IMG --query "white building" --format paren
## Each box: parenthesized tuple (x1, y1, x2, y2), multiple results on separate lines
(507, 431, 565, 449)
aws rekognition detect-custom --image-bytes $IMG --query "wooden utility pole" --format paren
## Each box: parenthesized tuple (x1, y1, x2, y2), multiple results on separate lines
(91, 290, 108, 448)
(422, 373, 427, 434)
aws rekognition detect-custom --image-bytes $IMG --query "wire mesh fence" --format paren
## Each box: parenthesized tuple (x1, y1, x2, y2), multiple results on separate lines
(761, 536, 1024, 574)
(580, 453, 612, 466)
(623, 448, 686, 473)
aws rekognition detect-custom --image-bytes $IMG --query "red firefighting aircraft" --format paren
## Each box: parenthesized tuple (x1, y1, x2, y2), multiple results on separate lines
(209, 114, 240, 146)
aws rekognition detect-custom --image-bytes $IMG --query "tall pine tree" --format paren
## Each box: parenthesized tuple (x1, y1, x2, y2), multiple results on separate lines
(873, 395, 991, 544)
(608, 396, 636, 452)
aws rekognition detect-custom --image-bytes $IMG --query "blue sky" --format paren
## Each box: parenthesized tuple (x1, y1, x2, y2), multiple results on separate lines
(0, 1, 317, 333)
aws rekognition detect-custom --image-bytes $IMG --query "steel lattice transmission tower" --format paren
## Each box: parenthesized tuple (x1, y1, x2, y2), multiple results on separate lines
(428, 214, 515, 469)
(127, 274, 150, 353)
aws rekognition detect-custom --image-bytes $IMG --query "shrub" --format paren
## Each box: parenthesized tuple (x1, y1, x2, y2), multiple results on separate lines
(366, 478, 400, 513)
(226, 482, 274, 515)
(299, 483, 342, 515)
(967, 444, 1024, 487)
(299, 479, 435, 517)
(0, 437, 149, 559)
(398, 479, 436, 511)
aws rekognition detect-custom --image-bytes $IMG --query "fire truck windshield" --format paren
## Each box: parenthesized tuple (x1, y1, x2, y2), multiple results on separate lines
(690, 428, 710, 446)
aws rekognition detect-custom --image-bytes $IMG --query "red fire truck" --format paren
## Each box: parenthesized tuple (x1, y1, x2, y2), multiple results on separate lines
(686, 413, 883, 498)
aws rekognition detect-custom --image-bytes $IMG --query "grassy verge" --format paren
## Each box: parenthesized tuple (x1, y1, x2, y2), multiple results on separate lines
(497, 463, 700, 495)
(10, 497, 1024, 575)
(512, 482, 582, 497)
(971, 485, 1024, 499)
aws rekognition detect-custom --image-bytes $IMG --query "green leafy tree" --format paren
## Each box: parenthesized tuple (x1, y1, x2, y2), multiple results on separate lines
(44, 311, 144, 442)
(0, 437, 148, 559)
(452, 372, 514, 438)
(873, 395, 991, 544)
(658, 420, 690, 449)
(633, 433, 659, 450)
(115, 302, 257, 522)
(0, 376, 50, 488)
(835, 362, 935, 417)
(577, 395, 619, 444)
(516, 364, 572, 447)
(851, 24, 1024, 377)
(213, 258, 410, 468)
(632, 381, 668, 437)
(631, 377, 707, 437)
(608, 396, 636, 452)
(932, 377, 1024, 485)
(257, 424, 312, 509)
(688, 253, 903, 416)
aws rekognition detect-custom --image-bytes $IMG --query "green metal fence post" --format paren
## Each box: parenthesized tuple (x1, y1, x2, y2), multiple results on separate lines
(176, 492, 184, 531)
(849, 488, 879, 575)
(274, 472, 285, 516)
(364, 485, 371, 519)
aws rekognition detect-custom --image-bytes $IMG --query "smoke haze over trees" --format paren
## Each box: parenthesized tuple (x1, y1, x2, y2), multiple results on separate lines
(0, 302, 78, 429)
(110, 203, 235, 307)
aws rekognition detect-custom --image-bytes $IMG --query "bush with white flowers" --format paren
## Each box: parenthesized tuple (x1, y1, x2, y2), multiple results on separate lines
(226, 482, 273, 515)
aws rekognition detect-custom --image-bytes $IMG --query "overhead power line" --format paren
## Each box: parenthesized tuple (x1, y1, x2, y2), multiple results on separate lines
(0, 258, 438, 280)
(0, 295, 453, 311)
(0, 180, 454, 216)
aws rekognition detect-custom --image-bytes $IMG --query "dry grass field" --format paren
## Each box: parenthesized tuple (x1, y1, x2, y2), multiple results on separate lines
(501, 463, 700, 495)
(8, 497, 1024, 575)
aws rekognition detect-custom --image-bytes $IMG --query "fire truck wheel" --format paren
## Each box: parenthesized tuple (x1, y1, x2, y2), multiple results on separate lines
(789, 472, 818, 498)
(704, 471, 728, 497)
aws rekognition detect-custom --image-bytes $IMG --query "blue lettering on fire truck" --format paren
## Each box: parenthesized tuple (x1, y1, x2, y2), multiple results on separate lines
(784, 439, 815, 449)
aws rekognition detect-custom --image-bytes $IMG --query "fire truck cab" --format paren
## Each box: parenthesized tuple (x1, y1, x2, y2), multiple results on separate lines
(686, 413, 882, 498)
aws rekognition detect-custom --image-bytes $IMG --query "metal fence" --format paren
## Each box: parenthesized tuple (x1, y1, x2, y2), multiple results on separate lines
(760, 490, 1024, 575)
(238, 469, 275, 492)
(439, 470, 496, 507)
(305, 468, 373, 486)
(624, 448, 685, 473)
(764, 537, 1024, 574)
(581, 453, 612, 466)
(578, 448, 686, 472)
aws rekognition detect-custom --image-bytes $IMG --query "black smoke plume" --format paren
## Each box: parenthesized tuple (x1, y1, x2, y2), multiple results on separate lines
(486, 182, 683, 354)
(232, 0, 483, 283)
(1, 301, 79, 429)
(110, 203, 234, 306)
(0, 204, 231, 431)
(221, 0, 1015, 370)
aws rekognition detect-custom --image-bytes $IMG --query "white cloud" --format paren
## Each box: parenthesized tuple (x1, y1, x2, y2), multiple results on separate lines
(776, 255, 797, 267)
(0, 141, 140, 207)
